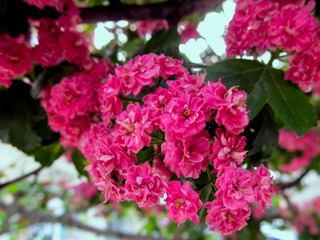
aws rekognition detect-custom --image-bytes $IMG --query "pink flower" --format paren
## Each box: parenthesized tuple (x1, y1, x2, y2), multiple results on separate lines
(269, 1, 319, 53)
(168, 72, 207, 96)
(0, 32, 33, 80)
(179, 23, 199, 44)
(162, 131, 211, 179)
(202, 79, 228, 109)
(115, 54, 159, 96)
(136, 20, 169, 38)
(160, 94, 207, 140)
(285, 43, 320, 91)
(205, 199, 251, 235)
(211, 128, 247, 174)
(215, 166, 254, 210)
(114, 103, 153, 153)
(165, 181, 202, 225)
(142, 87, 173, 127)
(224, 0, 279, 56)
(251, 164, 276, 211)
(125, 162, 167, 208)
(98, 75, 123, 125)
(156, 54, 185, 80)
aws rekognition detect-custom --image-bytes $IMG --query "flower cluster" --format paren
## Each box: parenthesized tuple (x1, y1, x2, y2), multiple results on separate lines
(278, 129, 320, 172)
(225, 0, 320, 90)
(67, 53, 276, 235)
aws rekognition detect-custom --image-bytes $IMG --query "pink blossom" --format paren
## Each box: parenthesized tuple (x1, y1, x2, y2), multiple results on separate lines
(98, 75, 123, 125)
(156, 54, 185, 79)
(224, 0, 279, 56)
(215, 166, 254, 210)
(136, 20, 169, 38)
(115, 54, 159, 96)
(205, 199, 251, 235)
(125, 162, 167, 208)
(0, 32, 33, 82)
(202, 79, 228, 109)
(142, 87, 173, 127)
(165, 181, 202, 225)
(179, 23, 199, 44)
(162, 131, 211, 179)
(114, 103, 153, 153)
(285, 43, 320, 91)
(160, 94, 207, 140)
(269, 1, 319, 53)
(211, 128, 247, 174)
(168, 72, 207, 96)
(251, 164, 276, 211)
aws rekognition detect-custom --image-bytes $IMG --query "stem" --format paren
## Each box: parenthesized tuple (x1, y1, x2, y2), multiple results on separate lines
(279, 167, 310, 190)
(0, 166, 43, 190)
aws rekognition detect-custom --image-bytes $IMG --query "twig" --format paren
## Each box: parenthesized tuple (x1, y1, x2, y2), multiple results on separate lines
(0, 201, 171, 240)
(0, 166, 43, 190)
(279, 167, 310, 191)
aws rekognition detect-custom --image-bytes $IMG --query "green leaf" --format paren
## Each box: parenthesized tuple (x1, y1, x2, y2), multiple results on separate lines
(247, 105, 278, 159)
(0, 82, 44, 152)
(71, 149, 90, 179)
(30, 64, 74, 99)
(136, 146, 154, 165)
(34, 141, 65, 167)
(142, 26, 182, 58)
(205, 59, 317, 136)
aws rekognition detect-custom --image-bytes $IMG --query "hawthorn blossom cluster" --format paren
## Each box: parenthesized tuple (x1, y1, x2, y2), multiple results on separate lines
(70, 53, 276, 235)
(278, 129, 320, 172)
(225, 0, 320, 90)
(0, 0, 277, 235)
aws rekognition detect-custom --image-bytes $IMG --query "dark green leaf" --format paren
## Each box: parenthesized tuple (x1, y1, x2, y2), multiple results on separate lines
(205, 59, 317, 136)
(142, 26, 182, 58)
(71, 149, 90, 179)
(247, 105, 278, 159)
(263, 67, 317, 137)
(136, 146, 154, 165)
(30, 64, 74, 98)
(34, 141, 65, 167)
(0, 81, 44, 152)
(198, 184, 213, 223)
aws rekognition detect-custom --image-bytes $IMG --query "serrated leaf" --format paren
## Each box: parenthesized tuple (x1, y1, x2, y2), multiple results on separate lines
(71, 149, 90, 179)
(205, 59, 317, 136)
(34, 141, 64, 167)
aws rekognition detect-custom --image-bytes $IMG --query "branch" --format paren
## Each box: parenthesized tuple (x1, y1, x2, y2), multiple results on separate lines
(80, 0, 224, 24)
(0, 166, 43, 190)
(0, 202, 171, 240)
(279, 167, 310, 191)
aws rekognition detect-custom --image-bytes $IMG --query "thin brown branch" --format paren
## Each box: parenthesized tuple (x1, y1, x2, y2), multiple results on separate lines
(279, 167, 310, 191)
(0, 201, 171, 240)
(0, 166, 43, 190)
(80, 0, 224, 25)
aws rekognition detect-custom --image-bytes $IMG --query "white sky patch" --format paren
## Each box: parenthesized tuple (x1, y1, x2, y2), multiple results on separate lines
(94, 22, 115, 50)
(179, 38, 208, 64)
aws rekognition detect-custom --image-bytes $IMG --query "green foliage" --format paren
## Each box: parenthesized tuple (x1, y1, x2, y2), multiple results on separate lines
(143, 27, 182, 59)
(71, 149, 90, 179)
(205, 59, 317, 136)
(34, 141, 65, 167)
(136, 146, 154, 165)
(0, 82, 46, 152)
